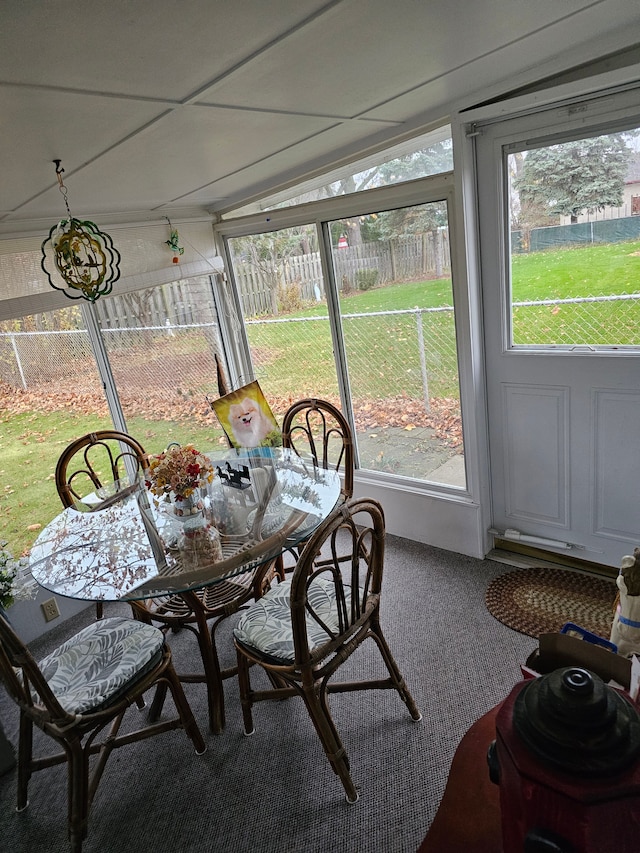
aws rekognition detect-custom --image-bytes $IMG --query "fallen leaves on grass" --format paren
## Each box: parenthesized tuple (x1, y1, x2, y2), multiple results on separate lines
(1, 384, 463, 451)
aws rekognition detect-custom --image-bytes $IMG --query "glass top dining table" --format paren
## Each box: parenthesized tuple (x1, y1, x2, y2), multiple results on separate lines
(29, 447, 341, 603)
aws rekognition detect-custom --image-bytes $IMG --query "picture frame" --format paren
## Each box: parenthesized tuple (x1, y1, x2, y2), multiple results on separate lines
(209, 381, 282, 450)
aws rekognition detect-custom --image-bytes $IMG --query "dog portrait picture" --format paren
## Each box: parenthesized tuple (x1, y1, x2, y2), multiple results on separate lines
(210, 381, 282, 449)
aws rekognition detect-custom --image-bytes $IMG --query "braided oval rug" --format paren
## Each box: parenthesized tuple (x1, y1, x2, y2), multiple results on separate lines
(485, 566, 618, 640)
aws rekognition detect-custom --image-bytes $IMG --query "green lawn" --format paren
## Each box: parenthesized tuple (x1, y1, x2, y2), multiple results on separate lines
(297, 276, 454, 317)
(269, 238, 640, 318)
(247, 240, 640, 398)
(246, 258, 460, 399)
(510, 239, 640, 300)
(247, 309, 460, 399)
(0, 411, 226, 558)
(510, 240, 640, 345)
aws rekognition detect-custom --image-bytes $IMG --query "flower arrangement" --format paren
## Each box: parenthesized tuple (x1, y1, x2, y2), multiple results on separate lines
(145, 444, 214, 505)
(0, 541, 37, 610)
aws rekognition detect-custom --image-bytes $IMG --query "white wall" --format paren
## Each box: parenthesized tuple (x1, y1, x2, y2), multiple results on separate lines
(353, 475, 485, 559)
(7, 591, 90, 644)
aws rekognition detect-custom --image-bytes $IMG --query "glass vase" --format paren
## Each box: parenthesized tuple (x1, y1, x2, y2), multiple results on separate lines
(173, 493, 223, 571)
(171, 491, 204, 518)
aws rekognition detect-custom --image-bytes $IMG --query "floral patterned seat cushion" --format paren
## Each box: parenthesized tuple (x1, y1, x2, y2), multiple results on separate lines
(38, 616, 165, 715)
(233, 577, 351, 664)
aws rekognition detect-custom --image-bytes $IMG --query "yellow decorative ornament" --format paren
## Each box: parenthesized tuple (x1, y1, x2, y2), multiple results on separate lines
(41, 160, 121, 303)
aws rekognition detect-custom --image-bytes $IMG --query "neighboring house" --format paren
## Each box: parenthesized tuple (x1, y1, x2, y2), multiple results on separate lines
(560, 152, 640, 223)
(628, 154, 640, 216)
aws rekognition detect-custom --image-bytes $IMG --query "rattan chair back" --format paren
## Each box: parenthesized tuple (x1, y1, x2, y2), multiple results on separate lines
(281, 398, 354, 500)
(55, 429, 148, 509)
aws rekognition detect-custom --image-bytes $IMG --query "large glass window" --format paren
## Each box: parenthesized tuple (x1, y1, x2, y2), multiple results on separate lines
(0, 276, 231, 556)
(227, 225, 340, 417)
(507, 125, 640, 348)
(328, 200, 464, 486)
(95, 276, 229, 455)
(225, 126, 453, 217)
(225, 196, 465, 488)
(0, 307, 111, 556)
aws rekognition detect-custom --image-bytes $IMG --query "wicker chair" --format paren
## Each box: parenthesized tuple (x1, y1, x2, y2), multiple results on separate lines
(233, 497, 422, 803)
(281, 398, 354, 501)
(55, 429, 273, 733)
(55, 430, 150, 619)
(55, 429, 149, 511)
(275, 397, 355, 579)
(0, 613, 205, 853)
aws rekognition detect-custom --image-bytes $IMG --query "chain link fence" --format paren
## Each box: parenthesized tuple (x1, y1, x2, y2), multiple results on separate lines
(3, 291, 638, 488)
(512, 293, 640, 346)
(0, 309, 457, 412)
(244, 307, 459, 407)
(0, 306, 461, 438)
(0, 308, 465, 484)
(511, 215, 640, 253)
(2, 296, 638, 409)
(0, 323, 222, 395)
(0, 322, 228, 439)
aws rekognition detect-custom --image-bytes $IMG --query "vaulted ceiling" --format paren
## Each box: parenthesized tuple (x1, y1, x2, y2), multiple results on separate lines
(2, 0, 639, 237)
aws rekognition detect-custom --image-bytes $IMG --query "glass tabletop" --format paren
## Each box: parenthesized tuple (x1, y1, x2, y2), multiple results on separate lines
(29, 447, 341, 602)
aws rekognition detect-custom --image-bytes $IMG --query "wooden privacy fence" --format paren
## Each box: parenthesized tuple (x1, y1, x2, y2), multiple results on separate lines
(94, 276, 217, 329)
(235, 231, 450, 316)
(81, 234, 451, 325)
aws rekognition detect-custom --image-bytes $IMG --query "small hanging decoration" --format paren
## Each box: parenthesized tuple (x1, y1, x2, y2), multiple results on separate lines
(165, 217, 184, 264)
(41, 160, 121, 302)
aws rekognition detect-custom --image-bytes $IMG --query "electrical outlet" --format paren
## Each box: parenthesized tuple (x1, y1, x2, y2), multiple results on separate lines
(41, 597, 60, 622)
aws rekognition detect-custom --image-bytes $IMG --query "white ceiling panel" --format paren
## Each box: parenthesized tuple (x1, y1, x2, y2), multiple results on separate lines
(179, 117, 405, 208)
(0, 88, 167, 214)
(1, 0, 638, 235)
(362, 17, 640, 122)
(196, 0, 604, 117)
(12, 106, 344, 221)
(0, 0, 331, 99)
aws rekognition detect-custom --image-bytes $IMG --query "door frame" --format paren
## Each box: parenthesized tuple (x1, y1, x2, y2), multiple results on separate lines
(464, 84, 640, 567)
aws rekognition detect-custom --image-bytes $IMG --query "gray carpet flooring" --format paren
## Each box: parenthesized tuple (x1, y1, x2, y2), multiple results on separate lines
(0, 535, 534, 853)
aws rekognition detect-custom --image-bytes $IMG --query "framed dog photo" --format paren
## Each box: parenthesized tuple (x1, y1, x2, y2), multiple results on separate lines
(209, 380, 282, 450)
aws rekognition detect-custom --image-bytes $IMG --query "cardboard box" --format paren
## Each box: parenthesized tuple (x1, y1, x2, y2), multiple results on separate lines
(523, 632, 632, 691)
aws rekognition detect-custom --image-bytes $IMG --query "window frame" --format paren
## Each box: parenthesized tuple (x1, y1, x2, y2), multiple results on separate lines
(215, 170, 472, 497)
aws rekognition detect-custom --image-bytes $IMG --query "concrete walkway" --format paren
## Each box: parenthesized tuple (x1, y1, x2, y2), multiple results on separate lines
(356, 425, 465, 488)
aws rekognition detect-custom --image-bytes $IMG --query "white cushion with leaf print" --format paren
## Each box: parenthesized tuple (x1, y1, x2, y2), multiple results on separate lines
(38, 616, 164, 714)
(234, 577, 350, 664)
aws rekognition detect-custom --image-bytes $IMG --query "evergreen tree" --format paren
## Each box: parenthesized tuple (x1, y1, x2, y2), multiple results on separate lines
(514, 134, 633, 224)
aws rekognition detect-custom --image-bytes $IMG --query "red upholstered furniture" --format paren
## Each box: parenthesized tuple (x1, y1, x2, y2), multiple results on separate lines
(417, 703, 502, 853)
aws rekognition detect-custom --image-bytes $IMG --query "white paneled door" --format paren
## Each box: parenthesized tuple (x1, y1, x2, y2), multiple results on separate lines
(474, 91, 640, 568)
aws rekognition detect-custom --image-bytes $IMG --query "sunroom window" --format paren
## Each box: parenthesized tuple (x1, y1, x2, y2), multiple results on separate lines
(221, 127, 466, 492)
(224, 125, 453, 218)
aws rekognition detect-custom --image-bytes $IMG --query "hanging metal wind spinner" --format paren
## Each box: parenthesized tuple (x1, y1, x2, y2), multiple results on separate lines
(41, 160, 121, 302)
